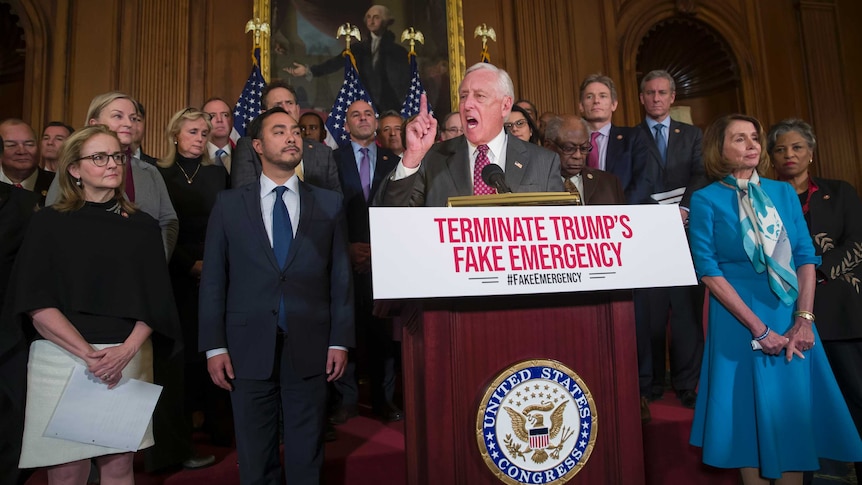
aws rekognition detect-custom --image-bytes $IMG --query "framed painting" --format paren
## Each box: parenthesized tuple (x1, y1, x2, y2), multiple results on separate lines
(254, 0, 465, 116)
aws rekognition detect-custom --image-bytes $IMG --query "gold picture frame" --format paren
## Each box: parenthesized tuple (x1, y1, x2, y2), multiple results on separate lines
(253, 0, 464, 114)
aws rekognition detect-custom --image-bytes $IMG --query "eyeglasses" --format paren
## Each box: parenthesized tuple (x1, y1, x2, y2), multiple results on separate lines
(504, 119, 529, 131)
(182, 107, 212, 121)
(444, 127, 463, 135)
(550, 140, 593, 155)
(77, 152, 129, 166)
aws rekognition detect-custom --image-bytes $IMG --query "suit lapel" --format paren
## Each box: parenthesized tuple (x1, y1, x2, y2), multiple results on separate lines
(338, 147, 362, 196)
(446, 139, 471, 196)
(581, 169, 595, 204)
(284, 182, 314, 270)
(504, 135, 528, 191)
(372, 150, 397, 198)
(242, 184, 282, 272)
(640, 121, 666, 172)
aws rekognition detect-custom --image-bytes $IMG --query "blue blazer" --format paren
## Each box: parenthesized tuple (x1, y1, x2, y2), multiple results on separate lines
(198, 180, 354, 379)
(605, 124, 648, 204)
(333, 145, 398, 243)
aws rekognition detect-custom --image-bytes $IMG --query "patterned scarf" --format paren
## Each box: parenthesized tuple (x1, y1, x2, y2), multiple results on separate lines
(724, 172, 798, 305)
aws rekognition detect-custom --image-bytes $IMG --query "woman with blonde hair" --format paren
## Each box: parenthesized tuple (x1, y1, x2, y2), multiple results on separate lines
(45, 91, 178, 259)
(157, 108, 229, 445)
(687, 114, 862, 484)
(7, 125, 181, 484)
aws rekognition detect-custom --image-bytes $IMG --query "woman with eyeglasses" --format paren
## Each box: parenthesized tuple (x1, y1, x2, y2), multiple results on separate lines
(156, 108, 229, 449)
(505, 104, 541, 145)
(7, 125, 182, 484)
(45, 92, 178, 260)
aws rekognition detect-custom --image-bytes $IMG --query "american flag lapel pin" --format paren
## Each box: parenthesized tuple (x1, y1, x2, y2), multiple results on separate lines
(514, 161, 523, 169)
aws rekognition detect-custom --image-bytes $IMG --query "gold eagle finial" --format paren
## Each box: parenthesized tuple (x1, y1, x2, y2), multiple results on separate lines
(244, 18, 270, 49)
(336, 23, 362, 53)
(400, 27, 425, 56)
(474, 24, 497, 49)
(473, 24, 497, 62)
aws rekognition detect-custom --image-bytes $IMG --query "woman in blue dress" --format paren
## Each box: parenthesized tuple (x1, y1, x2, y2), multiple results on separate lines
(687, 114, 862, 484)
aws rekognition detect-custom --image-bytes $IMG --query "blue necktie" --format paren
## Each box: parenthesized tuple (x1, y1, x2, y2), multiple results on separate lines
(654, 124, 667, 164)
(272, 186, 293, 331)
(215, 149, 226, 166)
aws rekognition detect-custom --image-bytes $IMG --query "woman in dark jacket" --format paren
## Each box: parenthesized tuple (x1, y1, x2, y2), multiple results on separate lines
(768, 118, 862, 482)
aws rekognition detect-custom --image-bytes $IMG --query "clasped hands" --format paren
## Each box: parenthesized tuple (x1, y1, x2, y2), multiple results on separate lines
(755, 320, 815, 362)
(86, 343, 137, 389)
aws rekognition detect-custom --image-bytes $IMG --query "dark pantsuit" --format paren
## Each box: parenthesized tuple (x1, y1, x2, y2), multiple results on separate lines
(634, 285, 704, 394)
(232, 335, 327, 485)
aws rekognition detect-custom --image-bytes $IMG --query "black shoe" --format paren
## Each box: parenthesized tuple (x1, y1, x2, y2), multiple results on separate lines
(183, 454, 216, 469)
(640, 396, 651, 424)
(676, 390, 697, 409)
(324, 423, 337, 442)
(648, 385, 665, 402)
(329, 405, 358, 425)
(377, 406, 403, 423)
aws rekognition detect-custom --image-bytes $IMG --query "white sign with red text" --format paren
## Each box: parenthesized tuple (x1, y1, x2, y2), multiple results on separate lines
(369, 205, 696, 299)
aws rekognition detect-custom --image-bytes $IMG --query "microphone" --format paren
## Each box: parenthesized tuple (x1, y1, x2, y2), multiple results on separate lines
(481, 164, 512, 194)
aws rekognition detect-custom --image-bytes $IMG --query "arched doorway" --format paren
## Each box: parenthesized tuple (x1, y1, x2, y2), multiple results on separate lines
(635, 18, 741, 132)
(0, 2, 26, 120)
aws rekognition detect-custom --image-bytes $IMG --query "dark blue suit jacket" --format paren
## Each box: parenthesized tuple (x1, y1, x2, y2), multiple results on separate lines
(198, 179, 354, 379)
(604, 124, 648, 204)
(333, 144, 398, 243)
(633, 119, 704, 207)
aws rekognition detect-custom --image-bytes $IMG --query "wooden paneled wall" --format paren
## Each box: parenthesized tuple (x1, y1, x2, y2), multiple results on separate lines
(9, 0, 862, 187)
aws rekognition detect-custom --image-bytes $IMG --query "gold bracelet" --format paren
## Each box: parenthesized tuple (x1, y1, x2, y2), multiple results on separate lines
(793, 310, 815, 321)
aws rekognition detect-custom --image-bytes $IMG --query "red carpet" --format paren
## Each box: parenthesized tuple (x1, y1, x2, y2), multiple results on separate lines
(25, 416, 406, 485)
(642, 390, 738, 485)
(26, 401, 737, 484)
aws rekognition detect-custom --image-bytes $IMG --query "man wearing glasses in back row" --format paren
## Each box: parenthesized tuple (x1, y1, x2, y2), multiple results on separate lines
(543, 114, 625, 205)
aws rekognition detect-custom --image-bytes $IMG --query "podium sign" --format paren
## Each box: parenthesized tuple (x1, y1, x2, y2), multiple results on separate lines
(369, 205, 695, 299)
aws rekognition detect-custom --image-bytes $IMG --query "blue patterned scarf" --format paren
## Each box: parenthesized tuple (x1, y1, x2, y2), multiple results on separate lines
(724, 172, 798, 305)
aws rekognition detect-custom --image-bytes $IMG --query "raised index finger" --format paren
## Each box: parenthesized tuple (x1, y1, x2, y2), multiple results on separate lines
(419, 93, 428, 117)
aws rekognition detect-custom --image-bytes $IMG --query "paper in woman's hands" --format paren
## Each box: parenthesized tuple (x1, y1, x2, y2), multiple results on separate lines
(44, 364, 162, 451)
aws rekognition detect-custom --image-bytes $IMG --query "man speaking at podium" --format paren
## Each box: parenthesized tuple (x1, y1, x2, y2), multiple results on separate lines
(378, 63, 563, 207)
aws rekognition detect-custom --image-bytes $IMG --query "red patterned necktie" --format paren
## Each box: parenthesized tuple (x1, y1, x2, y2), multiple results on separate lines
(473, 144, 495, 195)
(587, 131, 601, 169)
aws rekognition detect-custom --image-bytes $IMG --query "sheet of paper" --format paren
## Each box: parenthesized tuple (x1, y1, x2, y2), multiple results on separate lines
(44, 364, 162, 451)
(650, 186, 686, 205)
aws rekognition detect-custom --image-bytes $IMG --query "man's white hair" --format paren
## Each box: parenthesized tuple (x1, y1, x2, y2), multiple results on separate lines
(461, 63, 515, 100)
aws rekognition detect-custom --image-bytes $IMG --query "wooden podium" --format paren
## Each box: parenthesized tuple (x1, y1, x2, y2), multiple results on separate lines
(397, 291, 645, 484)
(370, 202, 694, 484)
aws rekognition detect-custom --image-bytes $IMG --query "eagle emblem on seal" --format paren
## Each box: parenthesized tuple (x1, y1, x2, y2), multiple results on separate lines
(503, 401, 574, 464)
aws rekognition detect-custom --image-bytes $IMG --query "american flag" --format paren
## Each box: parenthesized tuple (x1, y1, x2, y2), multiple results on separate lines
(231, 47, 265, 142)
(325, 52, 373, 147)
(400, 53, 432, 118)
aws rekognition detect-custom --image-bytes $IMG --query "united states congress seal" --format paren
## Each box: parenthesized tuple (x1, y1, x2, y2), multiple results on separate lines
(476, 359, 597, 484)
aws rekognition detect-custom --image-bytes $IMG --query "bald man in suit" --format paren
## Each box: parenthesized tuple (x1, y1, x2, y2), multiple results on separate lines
(379, 63, 562, 207)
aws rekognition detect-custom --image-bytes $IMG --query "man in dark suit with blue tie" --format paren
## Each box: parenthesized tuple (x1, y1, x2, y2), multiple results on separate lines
(199, 107, 354, 485)
(330, 100, 401, 423)
(631, 70, 704, 412)
(578, 74, 648, 205)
